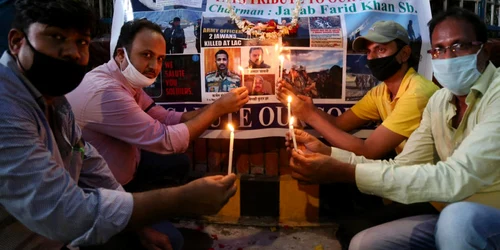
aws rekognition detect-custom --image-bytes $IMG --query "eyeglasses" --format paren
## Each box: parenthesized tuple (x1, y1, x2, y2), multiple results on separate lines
(427, 41, 483, 59)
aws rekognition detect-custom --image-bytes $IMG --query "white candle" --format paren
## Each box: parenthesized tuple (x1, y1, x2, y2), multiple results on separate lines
(289, 116, 298, 151)
(278, 55, 284, 79)
(287, 95, 292, 120)
(228, 123, 235, 175)
(238, 66, 244, 87)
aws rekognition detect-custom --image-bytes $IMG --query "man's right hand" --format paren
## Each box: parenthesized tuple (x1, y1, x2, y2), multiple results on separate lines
(276, 80, 316, 122)
(178, 174, 238, 215)
(286, 129, 331, 156)
(215, 87, 249, 114)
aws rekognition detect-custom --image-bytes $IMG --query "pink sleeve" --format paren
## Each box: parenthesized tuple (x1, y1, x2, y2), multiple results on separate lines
(83, 86, 190, 154)
(147, 105, 184, 125)
(138, 90, 184, 125)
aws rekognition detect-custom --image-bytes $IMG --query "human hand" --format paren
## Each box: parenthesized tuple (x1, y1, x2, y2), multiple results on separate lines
(215, 87, 249, 114)
(178, 174, 238, 215)
(276, 81, 316, 122)
(289, 150, 355, 184)
(138, 227, 173, 250)
(276, 79, 298, 103)
(285, 129, 330, 156)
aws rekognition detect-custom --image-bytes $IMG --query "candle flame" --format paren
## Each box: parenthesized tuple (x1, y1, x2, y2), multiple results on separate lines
(238, 66, 244, 73)
(290, 116, 295, 125)
(279, 55, 284, 63)
(228, 123, 234, 132)
(287, 95, 292, 103)
(275, 44, 279, 51)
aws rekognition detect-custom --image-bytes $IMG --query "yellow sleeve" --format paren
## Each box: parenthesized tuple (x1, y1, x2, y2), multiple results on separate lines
(382, 77, 439, 137)
(350, 87, 381, 121)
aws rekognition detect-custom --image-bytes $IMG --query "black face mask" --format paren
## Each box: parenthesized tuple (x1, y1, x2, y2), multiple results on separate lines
(18, 36, 87, 97)
(366, 47, 403, 82)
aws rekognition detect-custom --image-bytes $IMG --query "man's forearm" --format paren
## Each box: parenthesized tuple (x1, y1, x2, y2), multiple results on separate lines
(309, 114, 367, 155)
(126, 186, 186, 230)
(301, 107, 338, 127)
(180, 105, 209, 122)
(184, 104, 223, 140)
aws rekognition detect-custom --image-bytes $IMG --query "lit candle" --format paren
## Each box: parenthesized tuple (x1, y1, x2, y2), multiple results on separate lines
(278, 55, 284, 79)
(238, 65, 244, 87)
(228, 123, 235, 175)
(289, 116, 298, 151)
(287, 95, 292, 120)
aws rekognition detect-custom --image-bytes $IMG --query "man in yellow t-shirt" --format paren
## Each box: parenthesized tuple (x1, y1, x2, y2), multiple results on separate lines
(277, 20, 439, 158)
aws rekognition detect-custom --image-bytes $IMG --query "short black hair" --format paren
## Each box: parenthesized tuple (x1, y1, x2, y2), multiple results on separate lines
(249, 47, 263, 54)
(13, 0, 95, 34)
(113, 19, 164, 57)
(428, 7, 487, 43)
(215, 49, 228, 59)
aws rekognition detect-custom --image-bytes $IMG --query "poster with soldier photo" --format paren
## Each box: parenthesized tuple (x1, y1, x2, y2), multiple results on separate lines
(282, 49, 343, 99)
(116, 0, 433, 138)
(244, 74, 275, 96)
(241, 46, 276, 73)
(203, 48, 242, 96)
(135, 9, 202, 54)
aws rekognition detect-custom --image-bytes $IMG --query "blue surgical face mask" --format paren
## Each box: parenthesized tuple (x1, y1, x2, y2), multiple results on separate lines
(431, 47, 483, 96)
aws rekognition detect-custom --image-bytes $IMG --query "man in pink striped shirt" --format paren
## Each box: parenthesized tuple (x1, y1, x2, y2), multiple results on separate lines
(67, 19, 249, 188)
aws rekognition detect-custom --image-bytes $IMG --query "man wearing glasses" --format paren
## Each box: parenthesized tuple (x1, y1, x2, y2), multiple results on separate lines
(286, 7, 500, 250)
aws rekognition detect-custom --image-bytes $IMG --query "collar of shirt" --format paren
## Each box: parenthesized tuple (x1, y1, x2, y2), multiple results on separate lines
(382, 67, 417, 104)
(216, 70, 228, 78)
(0, 51, 47, 110)
(106, 59, 138, 97)
(443, 62, 497, 127)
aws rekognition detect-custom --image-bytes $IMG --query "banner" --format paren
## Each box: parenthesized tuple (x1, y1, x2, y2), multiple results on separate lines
(112, 0, 433, 139)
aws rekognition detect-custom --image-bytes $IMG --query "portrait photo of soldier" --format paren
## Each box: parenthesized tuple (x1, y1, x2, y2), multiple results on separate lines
(205, 49, 241, 92)
(246, 47, 271, 69)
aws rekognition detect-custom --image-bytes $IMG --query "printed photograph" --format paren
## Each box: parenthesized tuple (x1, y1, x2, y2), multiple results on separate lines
(345, 54, 380, 101)
(204, 48, 242, 93)
(243, 74, 275, 96)
(134, 9, 202, 54)
(282, 49, 343, 99)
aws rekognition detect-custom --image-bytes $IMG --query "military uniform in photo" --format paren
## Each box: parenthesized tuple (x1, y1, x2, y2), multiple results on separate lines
(205, 70, 241, 92)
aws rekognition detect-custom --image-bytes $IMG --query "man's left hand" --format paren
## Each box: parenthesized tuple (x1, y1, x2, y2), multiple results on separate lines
(138, 227, 173, 250)
(289, 150, 356, 184)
